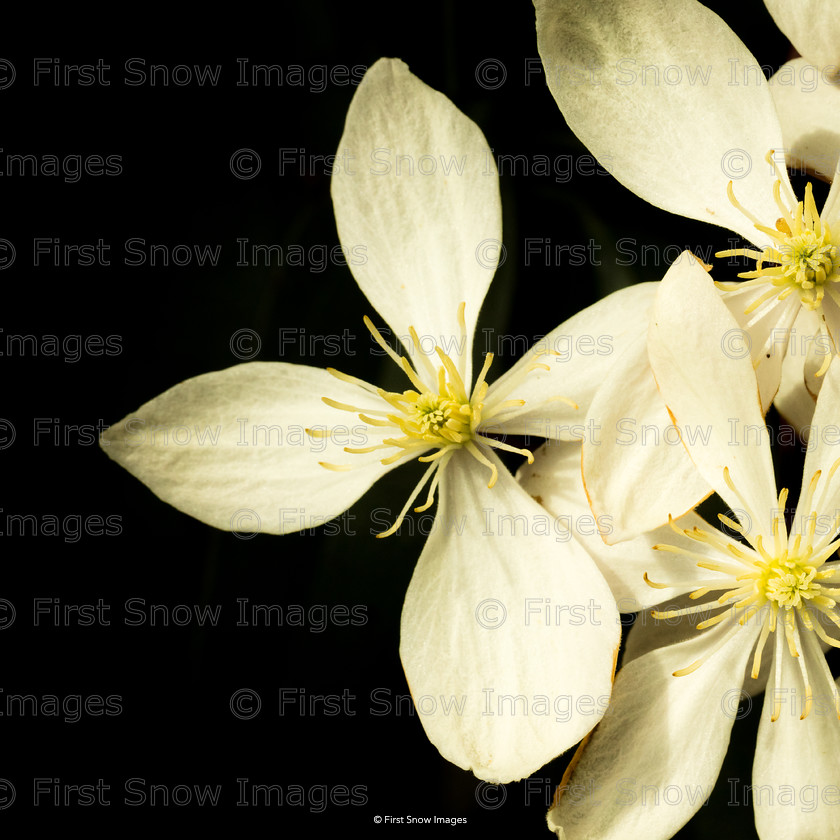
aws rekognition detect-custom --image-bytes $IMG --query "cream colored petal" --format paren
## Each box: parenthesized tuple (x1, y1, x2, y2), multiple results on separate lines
(773, 308, 819, 435)
(534, 0, 786, 246)
(484, 283, 658, 440)
(649, 253, 778, 538)
(769, 58, 840, 183)
(719, 279, 802, 412)
(753, 630, 840, 839)
(331, 58, 502, 385)
(401, 451, 619, 783)
(792, 359, 840, 531)
(581, 326, 710, 545)
(518, 441, 716, 611)
(764, 1, 840, 67)
(822, 156, 840, 228)
(547, 623, 757, 839)
(623, 594, 774, 700)
(100, 362, 398, 534)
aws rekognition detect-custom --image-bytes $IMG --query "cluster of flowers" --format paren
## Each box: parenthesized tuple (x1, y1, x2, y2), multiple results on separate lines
(101, 1, 840, 837)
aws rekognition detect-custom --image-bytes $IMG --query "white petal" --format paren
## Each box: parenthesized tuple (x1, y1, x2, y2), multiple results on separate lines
(793, 359, 840, 528)
(100, 362, 398, 534)
(823, 156, 840, 228)
(623, 595, 774, 700)
(581, 326, 711, 544)
(484, 282, 658, 439)
(517, 441, 717, 611)
(764, 1, 840, 67)
(547, 623, 757, 839)
(331, 58, 501, 384)
(720, 280, 801, 412)
(774, 309, 819, 435)
(400, 451, 619, 783)
(534, 0, 786, 245)
(753, 632, 840, 840)
(769, 59, 840, 183)
(649, 253, 778, 537)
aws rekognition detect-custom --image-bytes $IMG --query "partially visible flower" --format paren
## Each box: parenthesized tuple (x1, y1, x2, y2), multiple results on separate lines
(100, 58, 648, 782)
(534, 0, 840, 541)
(546, 249, 840, 840)
(764, 0, 840, 182)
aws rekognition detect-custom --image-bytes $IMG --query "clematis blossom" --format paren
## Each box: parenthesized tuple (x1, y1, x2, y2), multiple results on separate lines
(100, 58, 649, 782)
(534, 0, 840, 542)
(547, 252, 840, 840)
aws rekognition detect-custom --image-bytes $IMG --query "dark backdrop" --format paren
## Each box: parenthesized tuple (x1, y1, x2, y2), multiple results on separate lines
(1, 2, 803, 835)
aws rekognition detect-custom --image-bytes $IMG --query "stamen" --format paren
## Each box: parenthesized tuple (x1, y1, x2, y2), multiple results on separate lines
(672, 621, 743, 677)
(465, 441, 498, 489)
(771, 626, 784, 721)
(376, 460, 441, 539)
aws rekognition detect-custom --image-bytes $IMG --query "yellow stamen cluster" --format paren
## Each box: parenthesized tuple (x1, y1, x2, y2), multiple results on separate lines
(646, 466, 840, 721)
(761, 557, 821, 610)
(716, 151, 839, 375)
(307, 303, 558, 537)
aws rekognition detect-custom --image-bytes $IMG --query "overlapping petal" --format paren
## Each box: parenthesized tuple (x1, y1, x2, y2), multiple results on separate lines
(770, 58, 840, 183)
(648, 253, 778, 537)
(792, 360, 840, 527)
(485, 283, 658, 440)
(517, 441, 714, 610)
(763, 0, 840, 68)
(547, 625, 757, 839)
(753, 631, 840, 839)
(581, 326, 710, 543)
(534, 0, 786, 245)
(400, 451, 619, 783)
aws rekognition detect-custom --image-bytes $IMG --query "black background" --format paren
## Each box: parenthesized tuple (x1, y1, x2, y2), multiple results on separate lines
(1, 2, 813, 836)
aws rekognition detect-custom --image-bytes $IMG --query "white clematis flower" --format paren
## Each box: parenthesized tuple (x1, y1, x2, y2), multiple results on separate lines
(764, 0, 840, 182)
(547, 249, 840, 840)
(534, 0, 840, 541)
(100, 57, 647, 783)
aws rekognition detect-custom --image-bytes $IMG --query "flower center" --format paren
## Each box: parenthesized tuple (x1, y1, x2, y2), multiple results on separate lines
(716, 151, 840, 373)
(645, 466, 840, 720)
(760, 556, 821, 609)
(413, 393, 469, 439)
(307, 303, 551, 537)
(782, 231, 838, 304)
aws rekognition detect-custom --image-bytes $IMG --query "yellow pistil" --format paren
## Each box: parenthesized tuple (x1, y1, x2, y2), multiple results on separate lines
(646, 468, 840, 720)
(716, 151, 840, 375)
(306, 303, 555, 537)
